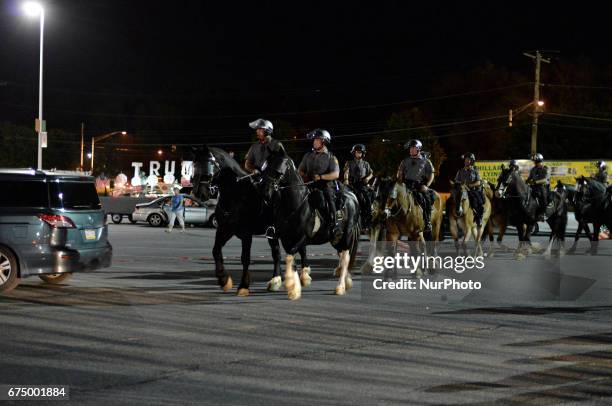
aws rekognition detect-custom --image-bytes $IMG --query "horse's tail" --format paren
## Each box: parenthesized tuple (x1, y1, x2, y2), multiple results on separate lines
(348, 223, 360, 269)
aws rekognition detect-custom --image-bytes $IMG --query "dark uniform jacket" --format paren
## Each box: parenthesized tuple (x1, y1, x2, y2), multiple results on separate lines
(344, 159, 372, 185)
(245, 136, 273, 172)
(454, 166, 481, 188)
(298, 147, 339, 182)
(527, 165, 550, 185)
(398, 155, 434, 186)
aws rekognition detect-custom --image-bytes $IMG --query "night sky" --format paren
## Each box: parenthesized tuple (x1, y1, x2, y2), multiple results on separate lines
(1, 1, 610, 171)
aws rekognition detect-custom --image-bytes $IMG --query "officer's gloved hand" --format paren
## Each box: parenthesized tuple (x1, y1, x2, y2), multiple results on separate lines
(420, 184, 429, 192)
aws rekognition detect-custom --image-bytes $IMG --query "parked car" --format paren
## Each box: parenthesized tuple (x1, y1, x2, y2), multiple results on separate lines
(0, 169, 112, 295)
(131, 196, 217, 228)
(99, 195, 158, 224)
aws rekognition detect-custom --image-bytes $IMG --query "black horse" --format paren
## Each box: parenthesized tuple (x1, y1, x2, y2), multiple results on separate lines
(542, 181, 569, 257)
(495, 166, 540, 257)
(568, 176, 612, 254)
(259, 145, 361, 299)
(193, 146, 308, 296)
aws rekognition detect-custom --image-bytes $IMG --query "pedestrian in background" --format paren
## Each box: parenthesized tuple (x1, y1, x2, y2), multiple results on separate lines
(165, 187, 185, 233)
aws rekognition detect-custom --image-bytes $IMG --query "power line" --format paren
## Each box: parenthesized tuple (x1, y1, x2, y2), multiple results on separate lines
(546, 112, 612, 122)
(0, 83, 531, 119)
(542, 83, 612, 91)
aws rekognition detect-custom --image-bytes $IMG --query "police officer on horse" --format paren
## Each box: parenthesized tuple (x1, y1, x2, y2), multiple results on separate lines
(454, 152, 485, 226)
(245, 118, 275, 174)
(396, 139, 435, 236)
(526, 153, 550, 220)
(594, 160, 609, 185)
(344, 144, 373, 227)
(298, 129, 342, 242)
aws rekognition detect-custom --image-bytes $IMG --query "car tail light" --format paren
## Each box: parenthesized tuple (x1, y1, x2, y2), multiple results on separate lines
(38, 214, 76, 229)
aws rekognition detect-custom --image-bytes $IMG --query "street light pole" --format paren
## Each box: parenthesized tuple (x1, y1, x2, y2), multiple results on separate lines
(23, 2, 45, 170)
(37, 7, 44, 170)
(524, 50, 550, 155)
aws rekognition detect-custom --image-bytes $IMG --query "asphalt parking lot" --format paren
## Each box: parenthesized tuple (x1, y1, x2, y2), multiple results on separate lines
(1, 224, 612, 405)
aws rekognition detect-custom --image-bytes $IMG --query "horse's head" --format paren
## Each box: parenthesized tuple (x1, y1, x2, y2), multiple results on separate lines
(495, 164, 515, 199)
(259, 144, 293, 203)
(449, 180, 468, 217)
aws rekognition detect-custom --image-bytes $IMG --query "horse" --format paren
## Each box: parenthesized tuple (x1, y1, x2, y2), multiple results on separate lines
(447, 181, 492, 256)
(364, 179, 442, 276)
(483, 180, 510, 250)
(259, 145, 361, 300)
(494, 165, 540, 258)
(568, 176, 612, 254)
(193, 146, 308, 296)
(542, 181, 570, 258)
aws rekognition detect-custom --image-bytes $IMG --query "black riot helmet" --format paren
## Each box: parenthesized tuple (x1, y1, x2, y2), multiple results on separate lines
(403, 139, 422, 151)
(462, 152, 476, 164)
(306, 129, 331, 144)
(351, 144, 366, 155)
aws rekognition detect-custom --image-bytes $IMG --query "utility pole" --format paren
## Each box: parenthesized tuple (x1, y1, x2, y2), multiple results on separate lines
(80, 122, 84, 170)
(523, 50, 550, 155)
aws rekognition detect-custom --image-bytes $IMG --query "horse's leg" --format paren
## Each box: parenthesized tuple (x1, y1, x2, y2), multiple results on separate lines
(213, 227, 234, 292)
(590, 222, 600, 255)
(335, 249, 351, 296)
(298, 246, 312, 287)
(450, 216, 460, 254)
(266, 238, 283, 292)
(237, 235, 252, 296)
(284, 253, 301, 300)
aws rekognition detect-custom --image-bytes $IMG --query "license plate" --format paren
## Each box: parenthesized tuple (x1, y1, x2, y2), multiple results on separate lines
(85, 229, 97, 241)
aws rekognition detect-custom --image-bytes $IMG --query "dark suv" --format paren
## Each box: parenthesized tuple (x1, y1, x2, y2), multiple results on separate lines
(0, 169, 112, 294)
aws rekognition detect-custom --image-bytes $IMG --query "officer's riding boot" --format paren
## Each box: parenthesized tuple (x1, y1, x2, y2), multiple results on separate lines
(327, 198, 342, 244)
(421, 192, 433, 234)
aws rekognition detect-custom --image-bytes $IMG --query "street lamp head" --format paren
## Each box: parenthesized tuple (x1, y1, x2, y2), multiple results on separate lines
(86, 153, 92, 159)
(157, 150, 163, 156)
(23, 1, 43, 17)
(537, 100, 545, 107)
(121, 131, 127, 135)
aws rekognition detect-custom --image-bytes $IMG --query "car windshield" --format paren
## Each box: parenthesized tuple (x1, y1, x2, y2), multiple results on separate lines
(49, 181, 102, 210)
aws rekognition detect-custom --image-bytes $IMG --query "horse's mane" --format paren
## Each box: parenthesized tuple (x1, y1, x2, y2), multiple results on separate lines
(584, 176, 607, 194)
(207, 146, 248, 177)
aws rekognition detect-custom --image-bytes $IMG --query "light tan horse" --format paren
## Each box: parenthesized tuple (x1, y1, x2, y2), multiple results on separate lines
(364, 179, 442, 276)
(447, 181, 492, 256)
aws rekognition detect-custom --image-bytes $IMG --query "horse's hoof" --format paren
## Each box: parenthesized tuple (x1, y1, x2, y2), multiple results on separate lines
(334, 266, 342, 278)
(222, 276, 233, 292)
(237, 288, 250, 297)
(267, 276, 282, 292)
(288, 290, 301, 301)
(335, 286, 346, 296)
(300, 268, 312, 287)
(345, 275, 353, 290)
(516, 253, 526, 261)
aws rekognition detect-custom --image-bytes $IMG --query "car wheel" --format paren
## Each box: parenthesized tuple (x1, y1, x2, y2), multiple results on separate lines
(128, 215, 137, 224)
(39, 273, 73, 284)
(0, 246, 20, 295)
(148, 213, 164, 227)
(111, 214, 123, 224)
(209, 214, 218, 229)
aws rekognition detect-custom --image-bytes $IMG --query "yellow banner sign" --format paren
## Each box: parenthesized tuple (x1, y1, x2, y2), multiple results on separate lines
(478, 160, 610, 186)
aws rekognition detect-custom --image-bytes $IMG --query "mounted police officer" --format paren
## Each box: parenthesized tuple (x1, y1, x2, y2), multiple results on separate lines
(298, 129, 342, 242)
(454, 152, 485, 226)
(396, 139, 435, 235)
(508, 159, 520, 173)
(526, 153, 550, 220)
(343, 144, 373, 226)
(244, 119, 274, 174)
(594, 160, 608, 185)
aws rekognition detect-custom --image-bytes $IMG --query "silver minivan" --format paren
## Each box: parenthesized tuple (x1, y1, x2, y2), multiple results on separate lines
(0, 169, 112, 294)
